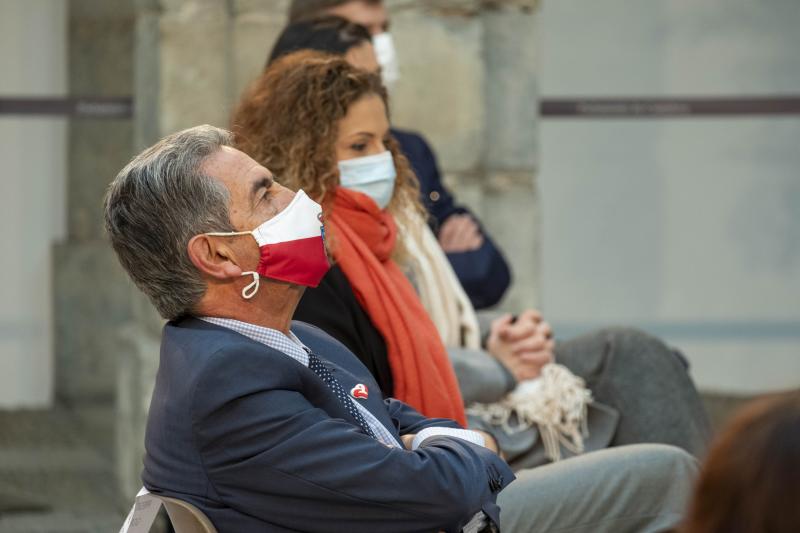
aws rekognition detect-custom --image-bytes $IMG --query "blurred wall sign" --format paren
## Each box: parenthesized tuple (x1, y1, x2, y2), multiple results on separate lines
(0, 97, 133, 118)
(541, 96, 800, 118)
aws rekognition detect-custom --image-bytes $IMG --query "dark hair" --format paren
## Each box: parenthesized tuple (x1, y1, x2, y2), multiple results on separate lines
(267, 15, 371, 68)
(682, 391, 800, 533)
(288, 0, 381, 23)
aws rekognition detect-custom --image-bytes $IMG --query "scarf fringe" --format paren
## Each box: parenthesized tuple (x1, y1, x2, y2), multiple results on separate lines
(466, 363, 593, 462)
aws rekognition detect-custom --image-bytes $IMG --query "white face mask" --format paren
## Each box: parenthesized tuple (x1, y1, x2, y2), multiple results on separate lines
(338, 150, 397, 210)
(372, 32, 400, 87)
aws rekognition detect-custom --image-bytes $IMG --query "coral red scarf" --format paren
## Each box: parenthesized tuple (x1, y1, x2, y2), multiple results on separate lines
(328, 188, 466, 426)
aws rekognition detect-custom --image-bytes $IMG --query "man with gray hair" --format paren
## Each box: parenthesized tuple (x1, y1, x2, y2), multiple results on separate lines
(106, 125, 698, 533)
(106, 124, 513, 532)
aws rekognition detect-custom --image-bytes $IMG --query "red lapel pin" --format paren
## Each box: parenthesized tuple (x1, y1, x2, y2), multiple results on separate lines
(350, 384, 368, 399)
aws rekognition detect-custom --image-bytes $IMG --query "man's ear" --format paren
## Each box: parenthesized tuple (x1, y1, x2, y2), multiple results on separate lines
(187, 234, 244, 280)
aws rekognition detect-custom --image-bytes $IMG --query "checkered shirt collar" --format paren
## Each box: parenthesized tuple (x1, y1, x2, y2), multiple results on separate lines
(197, 317, 310, 366)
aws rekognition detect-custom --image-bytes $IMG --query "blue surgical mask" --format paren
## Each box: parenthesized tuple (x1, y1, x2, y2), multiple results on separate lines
(337, 150, 397, 210)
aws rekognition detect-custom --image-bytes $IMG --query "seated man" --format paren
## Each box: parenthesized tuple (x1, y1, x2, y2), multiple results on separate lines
(104, 125, 512, 532)
(107, 125, 698, 533)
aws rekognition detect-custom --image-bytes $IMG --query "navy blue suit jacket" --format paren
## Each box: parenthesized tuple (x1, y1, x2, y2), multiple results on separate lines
(392, 128, 512, 309)
(143, 317, 513, 532)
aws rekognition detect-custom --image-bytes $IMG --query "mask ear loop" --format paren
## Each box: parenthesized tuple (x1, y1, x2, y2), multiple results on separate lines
(241, 271, 260, 299)
(203, 231, 260, 299)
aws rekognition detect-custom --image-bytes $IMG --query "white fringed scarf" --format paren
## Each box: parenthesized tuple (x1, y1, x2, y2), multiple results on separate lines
(467, 364, 592, 461)
(402, 216, 592, 462)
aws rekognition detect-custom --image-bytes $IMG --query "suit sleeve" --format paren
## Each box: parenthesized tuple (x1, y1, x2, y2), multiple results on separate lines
(445, 227, 512, 309)
(396, 129, 512, 309)
(383, 397, 463, 434)
(192, 346, 513, 533)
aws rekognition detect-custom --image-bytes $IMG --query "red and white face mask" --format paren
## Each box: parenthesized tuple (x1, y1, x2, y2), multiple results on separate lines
(207, 190, 330, 299)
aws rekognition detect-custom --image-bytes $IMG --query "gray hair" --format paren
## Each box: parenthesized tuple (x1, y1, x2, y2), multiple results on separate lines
(104, 124, 236, 320)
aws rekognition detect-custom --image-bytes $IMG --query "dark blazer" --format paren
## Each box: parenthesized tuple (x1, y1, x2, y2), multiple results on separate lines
(392, 128, 512, 309)
(142, 317, 513, 533)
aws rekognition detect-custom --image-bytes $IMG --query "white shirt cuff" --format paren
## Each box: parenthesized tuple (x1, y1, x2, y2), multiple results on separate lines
(411, 427, 486, 450)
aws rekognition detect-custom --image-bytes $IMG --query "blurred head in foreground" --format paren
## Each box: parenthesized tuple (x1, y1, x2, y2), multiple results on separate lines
(682, 390, 800, 533)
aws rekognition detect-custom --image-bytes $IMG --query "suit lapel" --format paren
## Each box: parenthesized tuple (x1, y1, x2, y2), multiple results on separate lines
(292, 322, 401, 442)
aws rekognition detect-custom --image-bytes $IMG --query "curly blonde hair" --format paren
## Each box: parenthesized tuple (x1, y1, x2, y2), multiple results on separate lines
(231, 50, 424, 260)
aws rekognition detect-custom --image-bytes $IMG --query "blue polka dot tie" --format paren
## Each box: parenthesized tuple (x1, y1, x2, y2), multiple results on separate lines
(307, 352, 378, 439)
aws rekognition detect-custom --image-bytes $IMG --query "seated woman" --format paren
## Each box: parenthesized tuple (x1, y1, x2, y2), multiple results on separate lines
(241, 18, 711, 467)
(268, 15, 512, 310)
(231, 47, 699, 533)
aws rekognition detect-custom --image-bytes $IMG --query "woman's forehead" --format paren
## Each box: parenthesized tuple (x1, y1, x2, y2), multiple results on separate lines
(338, 94, 388, 133)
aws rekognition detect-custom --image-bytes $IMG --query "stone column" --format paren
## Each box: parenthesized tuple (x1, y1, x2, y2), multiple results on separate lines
(55, 0, 136, 406)
(389, 1, 486, 174)
(231, 1, 290, 102)
(388, 0, 542, 311)
(481, 0, 541, 311)
(159, 0, 232, 132)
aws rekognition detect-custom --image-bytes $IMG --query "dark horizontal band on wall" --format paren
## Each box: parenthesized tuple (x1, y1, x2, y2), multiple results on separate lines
(0, 97, 133, 118)
(541, 96, 800, 118)
(3, 96, 800, 119)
